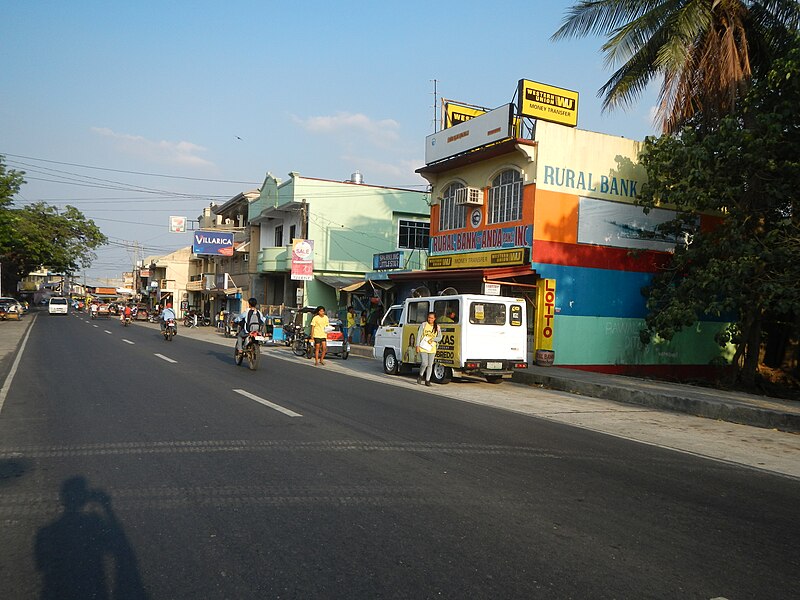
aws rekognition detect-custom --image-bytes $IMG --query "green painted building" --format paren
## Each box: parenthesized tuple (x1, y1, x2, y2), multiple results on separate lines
(249, 171, 430, 314)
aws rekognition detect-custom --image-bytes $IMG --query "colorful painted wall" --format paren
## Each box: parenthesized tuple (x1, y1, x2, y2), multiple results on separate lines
(531, 122, 730, 374)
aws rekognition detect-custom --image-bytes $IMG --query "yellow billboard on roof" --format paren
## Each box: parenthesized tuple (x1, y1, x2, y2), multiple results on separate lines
(517, 79, 579, 127)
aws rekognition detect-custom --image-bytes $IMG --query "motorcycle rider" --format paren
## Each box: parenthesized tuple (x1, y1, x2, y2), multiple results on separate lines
(235, 297, 264, 358)
(160, 302, 176, 333)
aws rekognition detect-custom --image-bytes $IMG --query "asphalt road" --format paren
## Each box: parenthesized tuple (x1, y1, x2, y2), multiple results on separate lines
(0, 313, 797, 599)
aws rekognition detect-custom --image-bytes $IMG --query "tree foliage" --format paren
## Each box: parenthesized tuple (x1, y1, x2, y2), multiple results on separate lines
(553, 0, 800, 133)
(637, 39, 800, 385)
(0, 156, 108, 293)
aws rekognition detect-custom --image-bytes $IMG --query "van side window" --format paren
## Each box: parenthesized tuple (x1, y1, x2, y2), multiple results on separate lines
(407, 301, 429, 324)
(469, 302, 506, 325)
(382, 307, 402, 327)
(434, 300, 459, 323)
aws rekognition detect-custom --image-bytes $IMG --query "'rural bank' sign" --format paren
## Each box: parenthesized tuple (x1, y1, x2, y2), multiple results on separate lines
(430, 224, 531, 255)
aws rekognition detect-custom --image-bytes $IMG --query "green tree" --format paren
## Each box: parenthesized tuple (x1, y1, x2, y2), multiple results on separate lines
(0, 156, 108, 294)
(553, 0, 799, 133)
(637, 41, 800, 386)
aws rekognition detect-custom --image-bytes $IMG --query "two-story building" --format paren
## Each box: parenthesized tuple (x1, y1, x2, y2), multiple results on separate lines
(249, 171, 430, 317)
(406, 105, 728, 378)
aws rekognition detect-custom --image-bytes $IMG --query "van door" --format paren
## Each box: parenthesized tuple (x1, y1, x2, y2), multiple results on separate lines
(462, 300, 526, 362)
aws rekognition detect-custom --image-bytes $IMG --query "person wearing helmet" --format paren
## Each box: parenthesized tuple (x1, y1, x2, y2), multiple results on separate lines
(160, 302, 176, 332)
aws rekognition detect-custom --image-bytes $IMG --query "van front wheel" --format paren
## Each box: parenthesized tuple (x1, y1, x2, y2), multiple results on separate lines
(430, 364, 452, 384)
(383, 350, 399, 375)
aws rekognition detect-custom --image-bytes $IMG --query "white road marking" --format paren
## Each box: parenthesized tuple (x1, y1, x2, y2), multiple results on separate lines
(154, 353, 177, 363)
(0, 314, 37, 415)
(233, 389, 303, 418)
(104, 330, 112, 334)
(92, 324, 99, 328)
(122, 339, 134, 345)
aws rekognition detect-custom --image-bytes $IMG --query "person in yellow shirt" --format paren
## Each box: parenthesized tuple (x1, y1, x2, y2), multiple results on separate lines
(346, 306, 356, 343)
(416, 312, 442, 386)
(310, 306, 330, 365)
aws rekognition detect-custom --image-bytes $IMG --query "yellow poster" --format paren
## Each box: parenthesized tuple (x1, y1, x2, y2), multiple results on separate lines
(517, 79, 579, 127)
(401, 324, 461, 367)
(435, 324, 460, 367)
(427, 249, 526, 270)
(534, 278, 556, 350)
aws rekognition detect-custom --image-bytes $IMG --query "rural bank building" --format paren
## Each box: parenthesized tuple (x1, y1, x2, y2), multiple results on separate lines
(411, 100, 726, 378)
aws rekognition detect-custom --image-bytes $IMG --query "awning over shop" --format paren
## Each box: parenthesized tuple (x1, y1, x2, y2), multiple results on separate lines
(340, 279, 395, 293)
(316, 275, 365, 290)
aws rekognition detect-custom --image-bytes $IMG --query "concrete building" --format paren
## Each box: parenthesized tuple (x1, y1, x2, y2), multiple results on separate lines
(249, 171, 430, 317)
(405, 110, 728, 378)
(187, 190, 260, 319)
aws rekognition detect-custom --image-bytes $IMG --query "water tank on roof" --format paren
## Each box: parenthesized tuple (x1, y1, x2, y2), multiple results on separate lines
(350, 171, 363, 184)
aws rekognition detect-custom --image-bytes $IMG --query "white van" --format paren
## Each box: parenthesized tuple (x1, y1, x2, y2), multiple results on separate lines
(373, 294, 528, 384)
(48, 297, 69, 315)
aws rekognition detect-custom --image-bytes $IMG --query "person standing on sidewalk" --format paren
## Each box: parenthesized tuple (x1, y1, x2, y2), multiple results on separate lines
(310, 306, 330, 365)
(416, 312, 442, 386)
(346, 306, 356, 344)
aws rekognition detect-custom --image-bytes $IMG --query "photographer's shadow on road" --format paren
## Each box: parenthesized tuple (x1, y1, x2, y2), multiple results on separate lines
(35, 476, 148, 600)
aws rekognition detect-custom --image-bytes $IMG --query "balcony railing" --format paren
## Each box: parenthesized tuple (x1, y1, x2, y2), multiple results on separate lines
(258, 246, 290, 272)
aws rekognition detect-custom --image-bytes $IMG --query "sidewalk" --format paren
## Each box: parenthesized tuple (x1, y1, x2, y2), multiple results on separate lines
(345, 342, 800, 434)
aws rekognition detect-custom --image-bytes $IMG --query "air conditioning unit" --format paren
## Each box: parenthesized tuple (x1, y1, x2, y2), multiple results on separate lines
(454, 186, 483, 205)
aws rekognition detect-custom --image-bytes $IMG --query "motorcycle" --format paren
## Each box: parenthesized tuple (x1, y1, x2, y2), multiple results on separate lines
(122, 315, 132, 327)
(163, 319, 177, 341)
(235, 330, 264, 370)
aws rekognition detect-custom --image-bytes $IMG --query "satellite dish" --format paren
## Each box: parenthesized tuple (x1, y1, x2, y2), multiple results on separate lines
(411, 286, 431, 298)
(440, 287, 458, 296)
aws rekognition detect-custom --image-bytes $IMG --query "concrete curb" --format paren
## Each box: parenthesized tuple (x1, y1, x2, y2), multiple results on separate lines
(511, 369, 800, 434)
(346, 343, 800, 433)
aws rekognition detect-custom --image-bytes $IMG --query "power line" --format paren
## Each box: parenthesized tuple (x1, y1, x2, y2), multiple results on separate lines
(1, 152, 260, 184)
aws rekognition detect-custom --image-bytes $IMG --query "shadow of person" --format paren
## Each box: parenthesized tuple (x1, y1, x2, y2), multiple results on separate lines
(35, 476, 148, 600)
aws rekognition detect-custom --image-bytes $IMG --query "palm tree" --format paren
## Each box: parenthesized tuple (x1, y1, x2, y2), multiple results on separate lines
(552, 1, 799, 133)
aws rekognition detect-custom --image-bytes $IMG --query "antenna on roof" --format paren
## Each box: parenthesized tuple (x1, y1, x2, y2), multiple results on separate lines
(431, 79, 438, 133)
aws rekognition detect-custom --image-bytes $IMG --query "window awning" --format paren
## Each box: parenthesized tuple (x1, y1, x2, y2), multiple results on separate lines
(316, 275, 365, 290)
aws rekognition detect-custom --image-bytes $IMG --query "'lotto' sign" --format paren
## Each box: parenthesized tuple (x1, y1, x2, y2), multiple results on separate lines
(535, 278, 556, 351)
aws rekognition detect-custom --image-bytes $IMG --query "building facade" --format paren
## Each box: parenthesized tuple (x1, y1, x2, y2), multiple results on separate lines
(414, 120, 728, 377)
(249, 172, 430, 317)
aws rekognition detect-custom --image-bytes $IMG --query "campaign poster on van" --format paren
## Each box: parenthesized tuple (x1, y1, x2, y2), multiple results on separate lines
(401, 324, 460, 367)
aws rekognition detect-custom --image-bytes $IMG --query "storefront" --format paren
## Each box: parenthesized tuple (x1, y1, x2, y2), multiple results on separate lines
(412, 96, 728, 378)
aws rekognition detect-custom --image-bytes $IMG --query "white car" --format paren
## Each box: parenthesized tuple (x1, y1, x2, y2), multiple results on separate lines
(48, 297, 69, 315)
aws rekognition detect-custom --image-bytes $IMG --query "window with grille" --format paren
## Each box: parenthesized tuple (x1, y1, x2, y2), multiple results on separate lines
(439, 182, 467, 231)
(398, 220, 429, 250)
(488, 170, 522, 224)
(274, 225, 283, 247)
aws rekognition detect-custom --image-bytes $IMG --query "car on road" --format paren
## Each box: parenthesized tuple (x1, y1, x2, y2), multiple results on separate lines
(0, 297, 24, 320)
(48, 297, 69, 315)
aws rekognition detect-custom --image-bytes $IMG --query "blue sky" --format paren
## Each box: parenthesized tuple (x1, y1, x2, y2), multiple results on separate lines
(1, 0, 660, 284)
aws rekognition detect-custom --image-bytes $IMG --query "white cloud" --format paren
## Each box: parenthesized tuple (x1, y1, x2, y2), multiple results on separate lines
(292, 112, 400, 148)
(90, 127, 215, 168)
(341, 154, 426, 186)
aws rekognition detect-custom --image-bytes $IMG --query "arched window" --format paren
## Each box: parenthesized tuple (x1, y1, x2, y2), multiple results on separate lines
(488, 170, 522, 224)
(439, 182, 466, 231)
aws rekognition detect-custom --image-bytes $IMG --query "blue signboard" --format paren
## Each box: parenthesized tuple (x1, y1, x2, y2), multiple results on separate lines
(193, 231, 234, 256)
(373, 251, 403, 270)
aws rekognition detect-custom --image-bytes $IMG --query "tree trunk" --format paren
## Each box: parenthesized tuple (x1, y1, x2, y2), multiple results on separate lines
(740, 312, 763, 387)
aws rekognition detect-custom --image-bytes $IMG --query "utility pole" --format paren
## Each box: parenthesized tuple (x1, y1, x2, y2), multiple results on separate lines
(298, 199, 308, 308)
